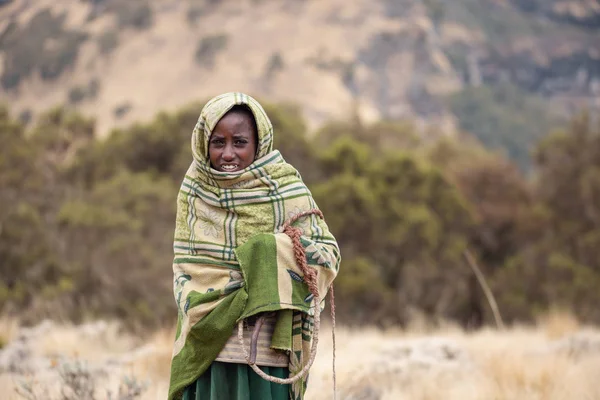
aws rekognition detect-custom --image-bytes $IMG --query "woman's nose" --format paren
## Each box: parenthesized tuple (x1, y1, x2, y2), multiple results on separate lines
(222, 145, 235, 161)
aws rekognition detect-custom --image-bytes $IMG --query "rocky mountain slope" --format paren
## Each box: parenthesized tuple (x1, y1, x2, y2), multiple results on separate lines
(0, 0, 598, 142)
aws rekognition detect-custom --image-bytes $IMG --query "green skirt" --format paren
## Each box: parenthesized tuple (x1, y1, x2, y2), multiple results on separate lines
(183, 362, 290, 400)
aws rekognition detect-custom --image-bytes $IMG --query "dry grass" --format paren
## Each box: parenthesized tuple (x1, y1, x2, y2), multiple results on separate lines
(0, 316, 19, 348)
(34, 321, 136, 361)
(304, 322, 600, 400)
(536, 307, 581, 339)
(1, 313, 600, 400)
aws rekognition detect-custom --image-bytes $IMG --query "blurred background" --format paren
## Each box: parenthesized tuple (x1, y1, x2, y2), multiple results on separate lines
(1, 0, 600, 399)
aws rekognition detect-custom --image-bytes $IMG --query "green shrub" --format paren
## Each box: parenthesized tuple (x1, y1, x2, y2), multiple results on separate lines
(0, 9, 87, 89)
(97, 30, 119, 55)
(441, 0, 563, 44)
(264, 52, 284, 79)
(448, 84, 563, 170)
(113, 103, 132, 119)
(18, 109, 32, 124)
(186, 6, 205, 25)
(68, 80, 100, 104)
(194, 34, 229, 67)
(68, 86, 86, 104)
(112, 1, 154, 30)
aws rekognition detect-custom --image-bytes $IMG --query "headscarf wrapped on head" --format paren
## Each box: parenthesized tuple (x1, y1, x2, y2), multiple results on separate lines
(191, 92, 273, 171)
(168, 93, 340, 400)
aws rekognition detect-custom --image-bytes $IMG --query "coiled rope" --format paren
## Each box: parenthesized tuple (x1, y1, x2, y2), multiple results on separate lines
(237, 209, 337, 398)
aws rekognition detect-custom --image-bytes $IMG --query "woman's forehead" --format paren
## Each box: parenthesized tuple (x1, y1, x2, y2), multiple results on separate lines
(213, 109, 256, 132)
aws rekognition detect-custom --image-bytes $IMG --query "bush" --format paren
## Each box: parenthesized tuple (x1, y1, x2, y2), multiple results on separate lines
(194, 34, 229, 67)
(441, 0, 562, 44)
(448, 84, 563, 170)
(313, 136, 474, 325)
(68, 86, 86, 104)
(15, 359, 148, 400)
(265, 52, 284, 78)
(68, 80, 100, 105)
(18, 109, 32, 124)
(97, 30, 119, 55)
(0, 9, 87, 89)
(113, 103, 132, 119)
(112, 1, 154, 30)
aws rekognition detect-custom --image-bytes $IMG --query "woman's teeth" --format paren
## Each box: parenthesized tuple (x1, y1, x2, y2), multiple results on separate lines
(221, 165, 238, 171)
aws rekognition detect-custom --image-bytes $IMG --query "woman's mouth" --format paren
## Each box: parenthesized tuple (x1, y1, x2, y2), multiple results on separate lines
(220, 164, 240, 172)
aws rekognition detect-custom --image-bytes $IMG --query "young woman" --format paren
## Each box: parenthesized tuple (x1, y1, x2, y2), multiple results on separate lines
(169, 92, 340, 400)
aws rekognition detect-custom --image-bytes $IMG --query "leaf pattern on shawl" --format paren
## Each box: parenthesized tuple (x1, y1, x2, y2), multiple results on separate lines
(198, 209, 222, 238)
(287, 206, 310, 233)
(301, 237, 335, 269)
(174, 272, 192, 311)
(184, 297, 191, 314)
(288, 269, 304, 283)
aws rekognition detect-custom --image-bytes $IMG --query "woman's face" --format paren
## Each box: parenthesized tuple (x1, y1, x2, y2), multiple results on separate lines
(208, 110, 257, 172)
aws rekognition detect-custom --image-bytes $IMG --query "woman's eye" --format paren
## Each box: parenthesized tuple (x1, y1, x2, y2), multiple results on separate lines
(235, 140, 248, 146)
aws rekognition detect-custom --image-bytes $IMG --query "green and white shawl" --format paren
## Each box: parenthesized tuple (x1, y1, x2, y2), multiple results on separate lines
(168, 93, 341, 400)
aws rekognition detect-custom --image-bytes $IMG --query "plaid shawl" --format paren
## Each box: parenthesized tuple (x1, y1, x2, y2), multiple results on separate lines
(168, 93, 340, 400)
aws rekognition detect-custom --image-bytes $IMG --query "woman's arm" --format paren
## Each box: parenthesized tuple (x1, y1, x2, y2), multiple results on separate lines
(234, 210, 340, 318)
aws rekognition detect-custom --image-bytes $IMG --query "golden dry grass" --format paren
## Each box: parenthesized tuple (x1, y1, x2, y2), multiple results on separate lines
(0, 316, 19, 347)
(536, 307, 581, 339)
(305, 320, 600, 400)
(1, 313, 600, 400)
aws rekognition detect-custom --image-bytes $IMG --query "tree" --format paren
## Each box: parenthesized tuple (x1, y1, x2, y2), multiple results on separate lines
(496, 112, 600, 322)
(314, 136, 474, 325)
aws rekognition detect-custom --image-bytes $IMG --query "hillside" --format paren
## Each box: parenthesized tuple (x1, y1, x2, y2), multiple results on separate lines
(0, 0, 599, 165)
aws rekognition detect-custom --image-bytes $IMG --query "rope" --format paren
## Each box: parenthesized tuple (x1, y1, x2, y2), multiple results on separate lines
(330, 284, 337, 400)
(237, 209, 337, 397)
